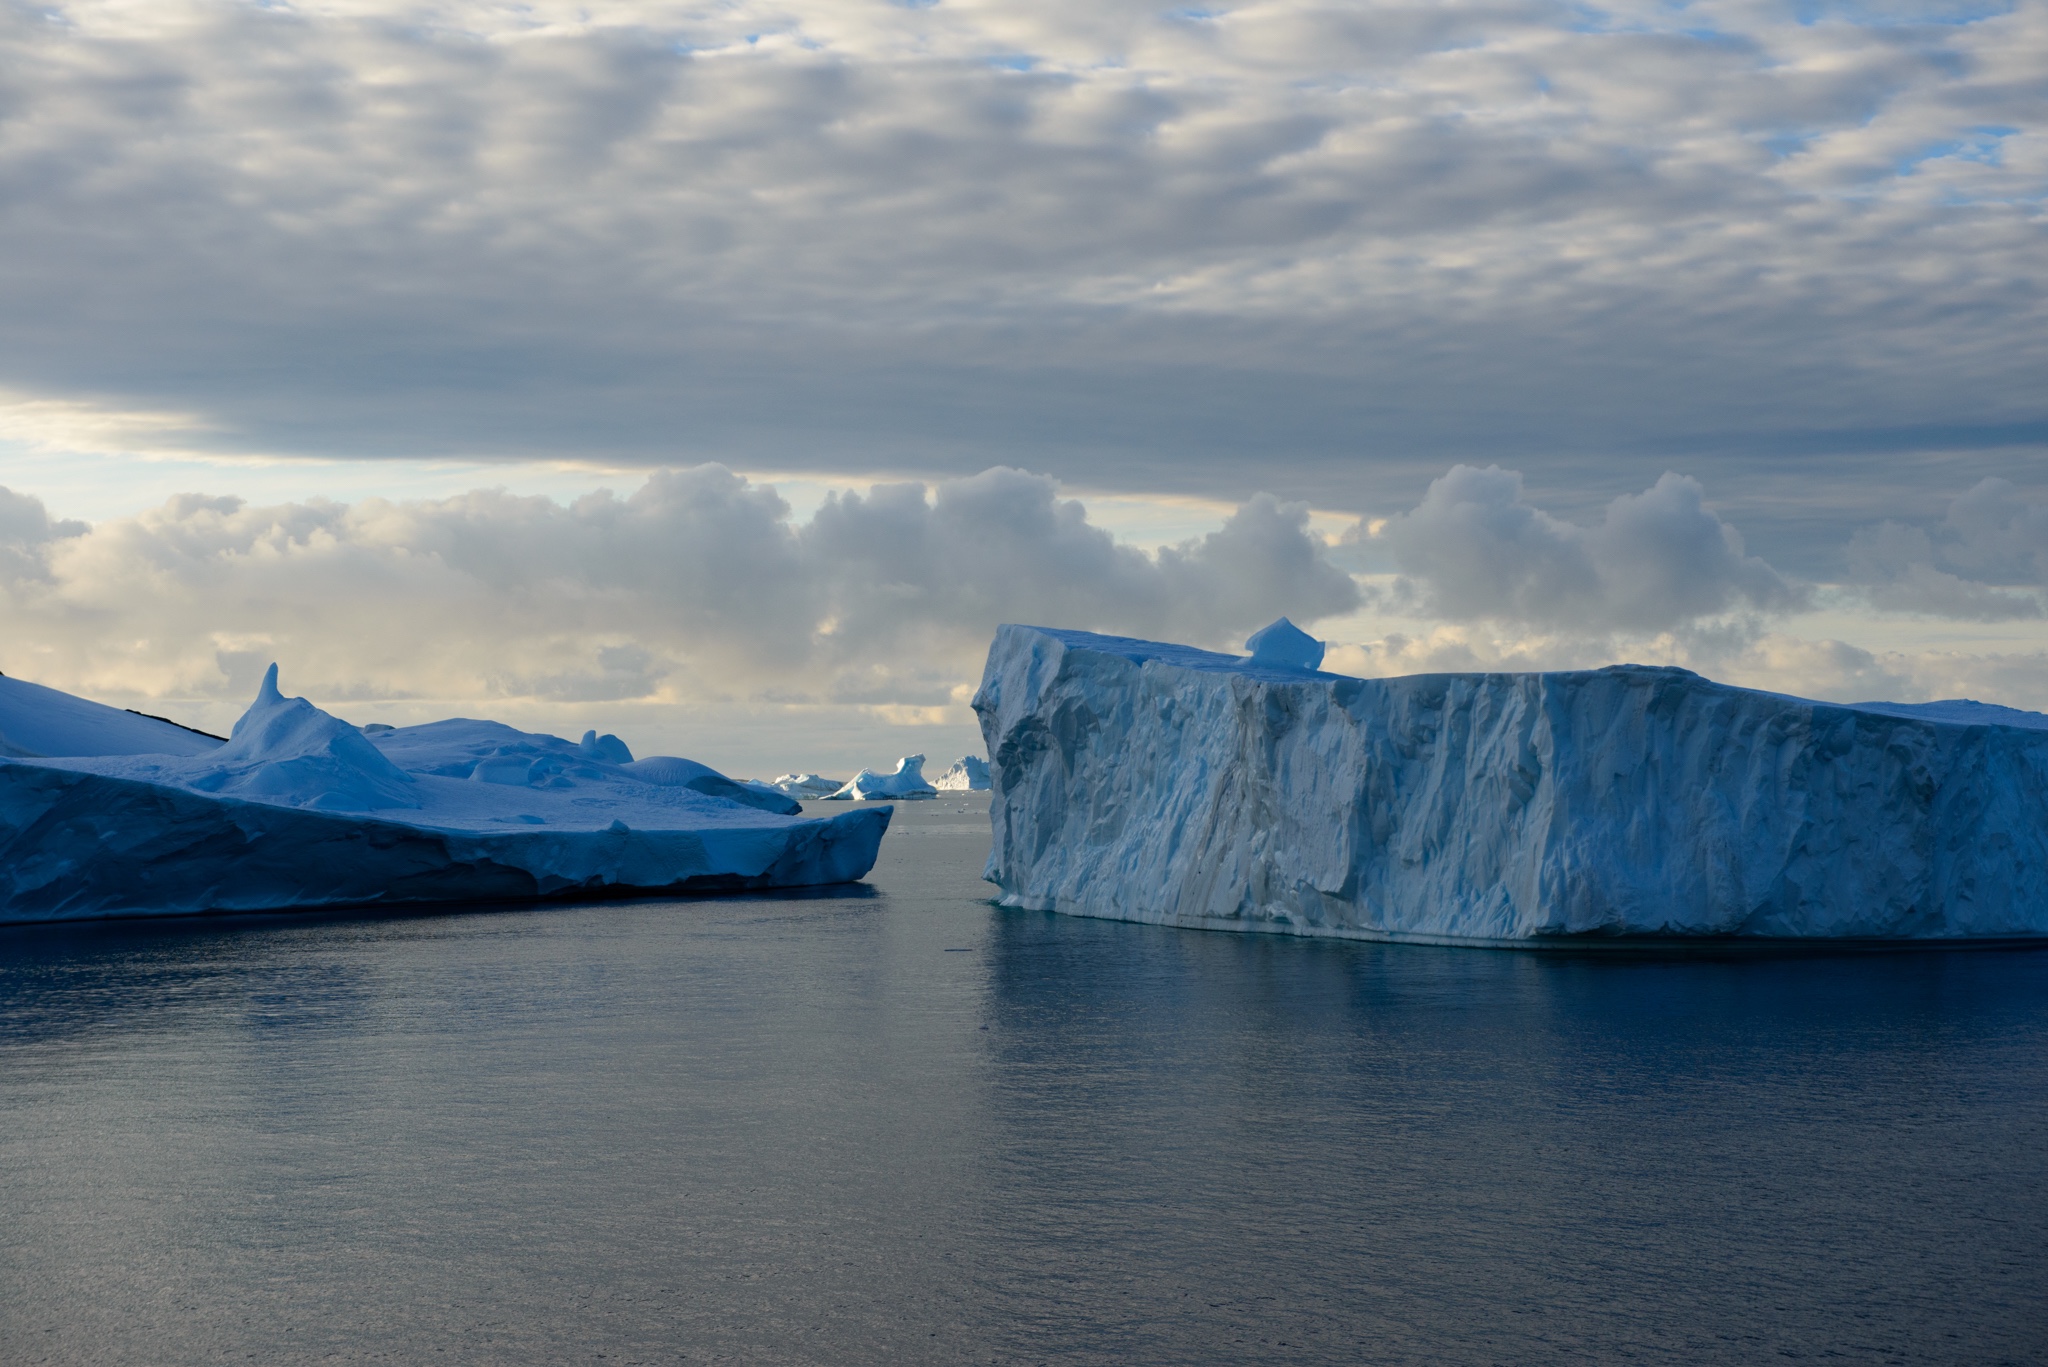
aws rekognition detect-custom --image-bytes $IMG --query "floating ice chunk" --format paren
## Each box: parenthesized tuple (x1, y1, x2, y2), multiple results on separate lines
(0, 668, 888, 922)
(975, 624, 2048, 944)
(766, 773, 843, 798)
(1243, 617, 1324, 671)
(934, 756, 990, 791)
(822, 755, 939, 800)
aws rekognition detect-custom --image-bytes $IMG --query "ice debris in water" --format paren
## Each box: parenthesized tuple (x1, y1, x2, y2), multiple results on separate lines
(975, 624, 2048, 944)
(823, 755, 939, 800)
(0, 664, 887, 922)
(1244, 617, 1324, 671)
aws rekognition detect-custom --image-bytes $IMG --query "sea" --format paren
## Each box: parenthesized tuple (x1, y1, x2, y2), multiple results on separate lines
(2, 793, 2045, 1364)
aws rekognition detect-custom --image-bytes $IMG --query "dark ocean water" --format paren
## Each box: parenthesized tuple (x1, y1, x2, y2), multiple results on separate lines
(2, 794, 2045, 1365)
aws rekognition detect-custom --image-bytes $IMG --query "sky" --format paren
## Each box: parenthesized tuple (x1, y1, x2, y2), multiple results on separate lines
(0, 0, 2043, 776)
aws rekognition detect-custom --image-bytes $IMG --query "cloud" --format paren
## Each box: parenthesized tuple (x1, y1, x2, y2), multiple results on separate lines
(1325, 624, 2048, 714)
(1370, 464, 1804, 632)
(0, 484, 85, 582)
(0, 0, 2041, 544)
(1845, 478, 2048, 619)
(0, 466, 1355, 710)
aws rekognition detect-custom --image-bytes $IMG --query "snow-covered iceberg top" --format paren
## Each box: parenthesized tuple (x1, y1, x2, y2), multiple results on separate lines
(975, 623, 2048, 945)
(822, 755, 938, 801)
(0, 668, 889, 923)
(934, 755, 990, 791)
(0, 672, 223, 759)
(765, 773, 844, 799)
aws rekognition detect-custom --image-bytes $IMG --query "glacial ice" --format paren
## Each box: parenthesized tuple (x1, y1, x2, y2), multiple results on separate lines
(766, 773, 844, 799)
(0, 667, 888, 923)
(1243, 617, 1325, 672)
(0, 672, 223, 759)
(822, 755, 939, 800)
(975, 623, 2048, 944)
(934, 756, 991, 791)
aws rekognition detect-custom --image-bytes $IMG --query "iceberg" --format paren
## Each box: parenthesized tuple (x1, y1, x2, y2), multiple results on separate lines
(0, 667, 889, 924)
(821, 755, 939, 800)
(765, 773, 845, 799)
(974, 623, 2048, 945)
(0, 672, 224, 759)
(934, 755, 991, 791)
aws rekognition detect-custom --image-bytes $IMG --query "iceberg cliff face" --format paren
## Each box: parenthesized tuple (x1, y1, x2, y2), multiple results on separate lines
(0, 669, 889, 924)
(974, 625, 2048, 944)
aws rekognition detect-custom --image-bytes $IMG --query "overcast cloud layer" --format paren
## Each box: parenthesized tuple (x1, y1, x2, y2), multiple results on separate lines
(1, 0, 2044, 557)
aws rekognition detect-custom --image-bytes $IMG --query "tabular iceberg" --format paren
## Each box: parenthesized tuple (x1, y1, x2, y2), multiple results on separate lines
(934, 756, 991, 791)
(0, 667, 889, 924)
(822, 756, 939, 800)
(974, 624, 2048, 945)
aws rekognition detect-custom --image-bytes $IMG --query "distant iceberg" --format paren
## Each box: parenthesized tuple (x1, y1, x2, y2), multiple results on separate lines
(975, 623, 2048, 944)
(934, 755, 991, 791)
(0, 667, 888, 924)
(765, 773, 844, 799)
(822, 755, 939, 800)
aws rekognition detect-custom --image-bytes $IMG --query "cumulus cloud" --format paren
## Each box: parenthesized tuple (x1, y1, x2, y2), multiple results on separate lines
(1325, 624, 2048, 714)
(1846, 479, 2048, 619)
(0, 466, 1355, 711)
(1368, 465, 1803, 632)
(0, 485, 85, 582)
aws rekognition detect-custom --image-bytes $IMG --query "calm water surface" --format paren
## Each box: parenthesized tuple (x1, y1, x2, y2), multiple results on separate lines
(2, 794, 2045, 1364)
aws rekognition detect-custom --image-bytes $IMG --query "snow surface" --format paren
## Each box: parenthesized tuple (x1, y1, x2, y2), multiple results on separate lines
(822, 755, 939, 800)
(765, 773, 844, 798)
(975, 623, 2048, 944)
(0, 673, 223, 759)
(0, 668, 888, 923)
(934, 756, 991, 791)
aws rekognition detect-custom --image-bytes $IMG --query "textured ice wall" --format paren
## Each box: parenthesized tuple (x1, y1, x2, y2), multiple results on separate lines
(975, 625, 2048, 943)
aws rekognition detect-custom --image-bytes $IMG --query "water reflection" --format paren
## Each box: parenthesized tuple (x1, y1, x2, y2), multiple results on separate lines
(1, 802, 2044, 1365)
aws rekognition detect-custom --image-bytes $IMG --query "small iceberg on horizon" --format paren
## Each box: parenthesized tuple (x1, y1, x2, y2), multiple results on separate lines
(1243, 616, 1325, 671)
(0, 667, 888, 924)
(934, 755, 990, 791)
(821, 755, 939, 801)
(765, 773, 844, 799)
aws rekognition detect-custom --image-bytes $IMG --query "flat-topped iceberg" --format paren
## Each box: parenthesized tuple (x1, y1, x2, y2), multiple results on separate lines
(974, 624, 2048, 945)
(822, 755, 939, 801)
(0, 667, 888, 924)
(934, 756, 991, 791)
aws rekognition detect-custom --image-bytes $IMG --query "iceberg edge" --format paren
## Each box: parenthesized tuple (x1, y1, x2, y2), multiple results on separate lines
(975, 624, 2048, 944)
